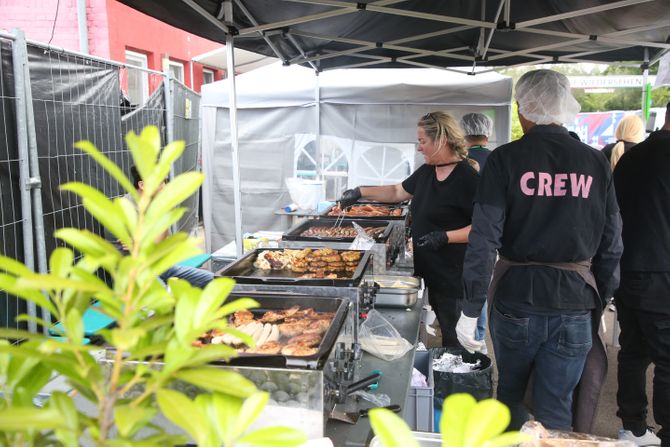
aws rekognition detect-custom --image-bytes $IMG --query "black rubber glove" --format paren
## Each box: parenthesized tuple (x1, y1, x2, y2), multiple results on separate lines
(338, 187, 362, 209)
(416, 230, 449, 250)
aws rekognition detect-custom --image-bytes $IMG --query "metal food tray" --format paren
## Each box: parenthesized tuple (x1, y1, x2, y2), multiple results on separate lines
(217, 294, 349, 370)
(215, 248, 372, 287)
(282, 218, 394, 243)
(320, 203, 409, 220)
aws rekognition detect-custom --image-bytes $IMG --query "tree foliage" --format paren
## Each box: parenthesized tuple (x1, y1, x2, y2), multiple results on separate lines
(0, 126, 306, 447)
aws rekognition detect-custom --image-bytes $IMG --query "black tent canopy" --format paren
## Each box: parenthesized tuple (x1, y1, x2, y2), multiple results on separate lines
(120, 0, 670, 72)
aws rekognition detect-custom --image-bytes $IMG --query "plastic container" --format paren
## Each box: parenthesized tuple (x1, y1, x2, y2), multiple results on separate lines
(403, 350, 435, 432)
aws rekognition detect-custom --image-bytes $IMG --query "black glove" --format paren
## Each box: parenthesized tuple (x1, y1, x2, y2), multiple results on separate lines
(338, 187, 362, 209)
(416, 231, 449, 250)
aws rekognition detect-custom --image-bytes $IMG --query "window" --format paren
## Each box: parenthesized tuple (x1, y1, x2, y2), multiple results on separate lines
(202, 68, 215, 85)
(125, 50, 148, 106)
(168, 60, 184, 83)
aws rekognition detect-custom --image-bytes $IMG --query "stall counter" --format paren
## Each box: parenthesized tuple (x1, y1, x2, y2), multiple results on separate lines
(325, 300, 424, 446)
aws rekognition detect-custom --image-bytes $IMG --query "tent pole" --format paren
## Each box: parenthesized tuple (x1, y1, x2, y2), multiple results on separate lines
(641, 47, 649, 124)
(226, 33, 243, 258)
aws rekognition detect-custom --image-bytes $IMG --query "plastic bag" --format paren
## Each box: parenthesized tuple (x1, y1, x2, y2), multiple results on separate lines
(360, 309, 413, 361)
(349, 390, 391, 407)
(429, 347, 492, 401)
(520, 421, 636, 447)
(349, 222, 375, 250)
(285, 177, 324, 210)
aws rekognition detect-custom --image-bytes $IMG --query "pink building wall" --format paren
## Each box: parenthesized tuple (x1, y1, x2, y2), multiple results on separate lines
(0, 0, 224, 91)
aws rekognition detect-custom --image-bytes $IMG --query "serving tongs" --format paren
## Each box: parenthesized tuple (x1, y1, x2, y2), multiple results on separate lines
(328, 371, 383, 423)
(330, 404, 401, 424)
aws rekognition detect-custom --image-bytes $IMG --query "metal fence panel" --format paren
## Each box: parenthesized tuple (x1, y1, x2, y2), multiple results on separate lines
(0, 35, 202, 332)
(171, 79, 201, 234)
(0, 37, 28, 331)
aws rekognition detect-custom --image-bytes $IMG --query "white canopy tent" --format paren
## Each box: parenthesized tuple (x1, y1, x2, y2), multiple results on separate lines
(201, 62, 512, 253)
(192, 46, 276, 72)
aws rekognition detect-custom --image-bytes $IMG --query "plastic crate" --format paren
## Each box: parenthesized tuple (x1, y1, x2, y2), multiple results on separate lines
(403, 350, 435, 432)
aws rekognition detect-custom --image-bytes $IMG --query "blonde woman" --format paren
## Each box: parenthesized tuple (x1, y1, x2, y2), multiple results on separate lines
(601, 115, 645, 170)
(338, 111, 479, 348)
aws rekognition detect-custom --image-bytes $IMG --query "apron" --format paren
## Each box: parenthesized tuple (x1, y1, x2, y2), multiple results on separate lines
(488, 256, 607, 433)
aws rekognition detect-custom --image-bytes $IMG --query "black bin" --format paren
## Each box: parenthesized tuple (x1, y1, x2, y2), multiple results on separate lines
(429, 347, 493, 401)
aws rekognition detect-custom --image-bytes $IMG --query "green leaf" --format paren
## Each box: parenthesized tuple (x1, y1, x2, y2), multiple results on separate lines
(192, 394, 221, 447)
(441, 393, 477, 447)
(0, 407, 67, 430)
(193, 279, 239, 329)
(173, 368, 257, 398)
(0, 254, 33, 276)
(481, 432, 532, 447)
(114, 404, 157, 438)
(215, 296, 258, 320)
(236, 392, 269, 437)
(50, 392, 79, 447)
(7, 355, 41, 388)
(55, 228, 121, 259)
(187, 344, 237, 366)
(463, 400, 511, 447)
(209, 393, 242, 445)
(140, 208, 186, 253)
(74, 140, 138, 200)
(116, 196, 139, 237)
(60, 182, 131, 247)
(145, 172, 203, 223)
(125, 131, 157, 194)
(150, 241, 201, 278)
(110, 328, 145, 351)
(163, 338, 195, 374)
(0, 274, 57, 315)
(368, 407, 420, 447)
(0, 327, 49, 342)
(49, 247, 74, 278)
(64, 308, 84, 346)
(237, 426, 308, 447)
(14, 313, 52, 329)
(17, 274, 110, 293)
(156, 389, 207, 444)
(14, 361, 52, 398)
(155, 140, 186, 185)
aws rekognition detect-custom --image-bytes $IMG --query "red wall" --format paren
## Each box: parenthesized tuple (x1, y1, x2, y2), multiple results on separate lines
(106, 0, 224, 92)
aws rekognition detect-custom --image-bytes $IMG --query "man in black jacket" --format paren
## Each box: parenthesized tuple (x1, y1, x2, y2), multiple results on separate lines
(612, 103, 670, 447)
(457, 69, 623, 431)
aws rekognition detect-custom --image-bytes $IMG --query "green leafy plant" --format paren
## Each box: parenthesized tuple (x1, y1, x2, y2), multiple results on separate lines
(0, 126, 306, 447)
(369, 393, 529, 447)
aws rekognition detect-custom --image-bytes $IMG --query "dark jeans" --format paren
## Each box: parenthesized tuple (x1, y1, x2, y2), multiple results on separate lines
(490, 303, 592, 431)
(427, 288, 463, 348)
(616, 299, 670, 446)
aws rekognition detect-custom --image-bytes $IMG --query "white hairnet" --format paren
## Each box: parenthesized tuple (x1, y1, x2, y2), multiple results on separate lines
(515, 69, 580, 125)
(460, 113, 493, 137)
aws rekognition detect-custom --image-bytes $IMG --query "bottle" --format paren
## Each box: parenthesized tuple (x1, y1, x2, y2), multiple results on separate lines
(283, 203, 298, 212)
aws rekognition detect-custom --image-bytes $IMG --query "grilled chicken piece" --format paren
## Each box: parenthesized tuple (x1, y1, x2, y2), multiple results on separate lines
(232, 309, 255, 326)
(247, 340, 282, 355)
(281, 344, 318, 356)
(287, 333, 322, 347)
(303, 319, 331, 335)
(278, 320, 311, 337)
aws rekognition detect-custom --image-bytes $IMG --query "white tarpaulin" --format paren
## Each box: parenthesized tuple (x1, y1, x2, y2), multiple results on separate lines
(201, 63, 512, 252)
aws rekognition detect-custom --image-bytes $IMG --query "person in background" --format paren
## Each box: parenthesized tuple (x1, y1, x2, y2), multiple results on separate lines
(612, 102, 670, 447)
(601, 115, 645, 170)
(460, 112, 494, 345)
(109, 166, 214, 288)
(457, 69, 623, 431)
(339, 112, 479, 348)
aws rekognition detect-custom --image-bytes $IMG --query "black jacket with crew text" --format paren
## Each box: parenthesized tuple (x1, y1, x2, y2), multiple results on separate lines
(462, 125, 623, 317)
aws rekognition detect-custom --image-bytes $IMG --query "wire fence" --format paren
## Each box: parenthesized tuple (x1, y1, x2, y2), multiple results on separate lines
(0, 30, 202, 334)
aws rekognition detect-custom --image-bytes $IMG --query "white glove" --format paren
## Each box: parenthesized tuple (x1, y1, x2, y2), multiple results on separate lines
(456, 312, 485, 354)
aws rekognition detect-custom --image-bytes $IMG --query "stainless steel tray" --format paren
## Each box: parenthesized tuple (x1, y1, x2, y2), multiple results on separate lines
(367, 275, 421, 308)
